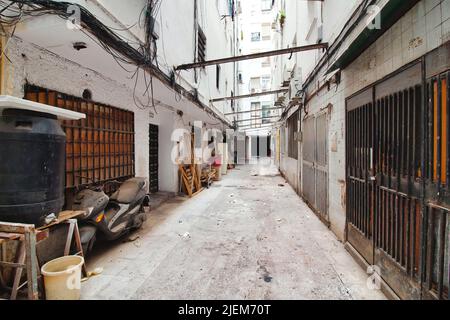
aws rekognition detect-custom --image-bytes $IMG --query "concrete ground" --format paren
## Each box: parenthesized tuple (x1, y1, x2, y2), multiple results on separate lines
(81, 160, 386, 300)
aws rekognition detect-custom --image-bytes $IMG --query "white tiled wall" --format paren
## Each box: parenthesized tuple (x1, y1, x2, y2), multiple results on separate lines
(346, 0, 449, 96)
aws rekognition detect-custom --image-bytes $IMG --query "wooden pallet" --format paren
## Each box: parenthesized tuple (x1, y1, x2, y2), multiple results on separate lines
(179, 164, 203, 197)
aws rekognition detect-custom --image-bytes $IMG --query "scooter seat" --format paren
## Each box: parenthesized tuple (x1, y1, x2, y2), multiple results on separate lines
(110, 177, 147, 204)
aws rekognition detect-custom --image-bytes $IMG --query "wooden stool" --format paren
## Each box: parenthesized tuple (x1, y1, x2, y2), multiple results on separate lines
(0, 211, 86, 300)
(0, 222, 41, 300)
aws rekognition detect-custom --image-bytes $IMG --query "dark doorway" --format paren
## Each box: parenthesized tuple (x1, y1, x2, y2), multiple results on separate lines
(149, 124, 159, 193)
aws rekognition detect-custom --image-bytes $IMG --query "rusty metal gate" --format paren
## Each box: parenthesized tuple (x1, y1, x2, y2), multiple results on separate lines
(302, 113, 329, 223)
(373, 62, 424, 299)
(346, 52, 450, 300)
(422, 66, 449, 300)
(346, 62, 424, 299)
(346, 87, 375, 265)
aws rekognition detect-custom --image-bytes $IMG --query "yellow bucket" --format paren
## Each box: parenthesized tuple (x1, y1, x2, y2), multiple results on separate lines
(41, 255, 84, 300)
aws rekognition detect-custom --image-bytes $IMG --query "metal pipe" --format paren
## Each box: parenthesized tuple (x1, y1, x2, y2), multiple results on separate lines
(239, 124, 275, 129)
(234, 116, 280, 123)
(211, 89, 288, 103)
(225, 107, 284, 116)
(242, 126, 275, 131)
(176, 43, 328, 70)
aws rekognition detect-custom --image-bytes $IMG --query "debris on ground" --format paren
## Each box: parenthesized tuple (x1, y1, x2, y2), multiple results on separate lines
(278, 184, 285, 187)
(178, 232, 191, 239)
(124, 234, 140, 243)
(81, 267, 104, 282)
(122, 234, 141, 247)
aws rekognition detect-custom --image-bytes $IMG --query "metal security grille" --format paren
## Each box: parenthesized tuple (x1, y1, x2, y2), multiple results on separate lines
(423, 71, 450, 300)
(374, 77, 423, 297)
(424, 205, 449, 300)
(302, 116, 315, 209)
(302, 113, 329, 223)
(149, 124, 159, 193)
(315, 113, 328, 219)
(346, 89, 374, 265)
(346, 62, 424, 299)
(24, 85, 135, 194)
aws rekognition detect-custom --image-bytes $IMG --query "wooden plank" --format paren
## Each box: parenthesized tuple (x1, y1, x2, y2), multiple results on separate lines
(0, 261, 26, 268)
(64, 221, 76, 256)
(0, 222, 34, 234)
(0, 232, 23, 241)
(24, 231, 39, 300)
(10, 242, 26, 300)
(176, 43, 328, 70)
(71, 220, 88, 277)
(38, 210, 86, 230)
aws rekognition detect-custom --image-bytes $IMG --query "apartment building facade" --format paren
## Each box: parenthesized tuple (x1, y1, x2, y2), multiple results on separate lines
(0, 0, 236, 198)
(234, 0, 279, 158)
(273, 0, 449, 300)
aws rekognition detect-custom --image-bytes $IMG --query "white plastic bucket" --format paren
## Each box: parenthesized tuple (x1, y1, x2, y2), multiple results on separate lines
(41, 255, 84, 300)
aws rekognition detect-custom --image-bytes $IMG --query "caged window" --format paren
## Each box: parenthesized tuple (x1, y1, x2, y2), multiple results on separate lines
(24, 85, 135, 195)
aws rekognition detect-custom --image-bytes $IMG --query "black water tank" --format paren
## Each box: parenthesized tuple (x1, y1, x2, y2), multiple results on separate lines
(0, 109, 66, 227)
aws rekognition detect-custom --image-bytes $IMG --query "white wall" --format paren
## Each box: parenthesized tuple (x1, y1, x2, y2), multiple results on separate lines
(60, 0, 235, 116)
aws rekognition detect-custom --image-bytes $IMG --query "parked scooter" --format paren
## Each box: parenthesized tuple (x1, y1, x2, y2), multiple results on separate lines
(72, 177, 149, 254)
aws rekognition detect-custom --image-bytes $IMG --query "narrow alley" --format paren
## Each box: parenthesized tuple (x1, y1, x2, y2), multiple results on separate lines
(82, 161, 385, 300)
(0, 0, 449, 305)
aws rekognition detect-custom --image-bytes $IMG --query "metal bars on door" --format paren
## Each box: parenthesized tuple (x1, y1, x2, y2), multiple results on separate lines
(302, 113, 329, 223)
